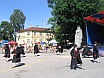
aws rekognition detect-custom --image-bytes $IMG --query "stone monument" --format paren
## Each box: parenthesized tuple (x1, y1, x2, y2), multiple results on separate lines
(74, 26, 82, 48)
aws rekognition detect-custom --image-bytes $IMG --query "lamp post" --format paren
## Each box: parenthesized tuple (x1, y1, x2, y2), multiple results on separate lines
(14, 32, 17, 42)
(14, 34, 16, 42)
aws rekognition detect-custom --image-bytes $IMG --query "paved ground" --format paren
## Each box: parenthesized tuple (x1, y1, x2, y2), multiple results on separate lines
(0, 52, 104, 78)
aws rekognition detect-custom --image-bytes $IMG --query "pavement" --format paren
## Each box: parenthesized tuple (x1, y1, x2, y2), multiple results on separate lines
(0, 52, 104, 78)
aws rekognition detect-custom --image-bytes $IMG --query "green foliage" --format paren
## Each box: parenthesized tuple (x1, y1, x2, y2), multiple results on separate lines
(47, 0, 104, 45)
(10, 9, 26, 32)
(0, 9, 26, 41)
(0, 21, 14, 41)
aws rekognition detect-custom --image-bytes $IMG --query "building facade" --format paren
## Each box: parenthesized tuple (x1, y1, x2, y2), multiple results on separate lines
(16, 26, 54, 47)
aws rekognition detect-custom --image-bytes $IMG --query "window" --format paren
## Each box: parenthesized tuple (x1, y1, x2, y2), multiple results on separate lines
(40, 32, 42, 36)
(27, 31, 30, 35)
(27, 39, 30, 44)
(34, 32, 36, 35)
(34, 39, 36, 43)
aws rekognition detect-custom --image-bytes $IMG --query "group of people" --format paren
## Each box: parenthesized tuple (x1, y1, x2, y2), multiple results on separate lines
(2, 41, 100, 69)
(70, 43, 100, 70)
(3, 43, 25, 68)
(2, 42, 41, 68)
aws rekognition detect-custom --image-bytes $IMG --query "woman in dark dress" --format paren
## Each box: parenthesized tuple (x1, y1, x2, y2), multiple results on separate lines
(19, 44, 25, 55)
(34, 43, 39, 56)
(93, 43, 100, 63)
(12, 44, 22, 67)
(56, 45, 63, 53)
(3, 43, 10, 62)
(70, 44, 83, 70)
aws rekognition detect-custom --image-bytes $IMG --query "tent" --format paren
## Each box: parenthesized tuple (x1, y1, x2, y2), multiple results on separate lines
(49, 39, 58, 44)
(0, 40, 9, 47)
(84, 11, 104, 45)
(9, 40, 17, 45)
(35, 42, 40, 44)
(40, 42, 46, 44)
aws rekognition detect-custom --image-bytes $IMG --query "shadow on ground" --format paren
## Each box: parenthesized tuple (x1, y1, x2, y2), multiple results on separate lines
(90, 60, 94, 63)
(13, 63, 25, 68)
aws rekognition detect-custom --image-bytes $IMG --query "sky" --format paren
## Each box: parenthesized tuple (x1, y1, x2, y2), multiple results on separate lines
(0, 0, 52, 28)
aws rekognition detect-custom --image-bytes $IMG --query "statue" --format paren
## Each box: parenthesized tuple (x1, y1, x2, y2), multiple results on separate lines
(74, 26, 82, 48)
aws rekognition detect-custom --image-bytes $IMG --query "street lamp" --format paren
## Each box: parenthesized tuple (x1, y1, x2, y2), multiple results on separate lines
(14, 34, 16, 42)
(14, 32, 17, 42)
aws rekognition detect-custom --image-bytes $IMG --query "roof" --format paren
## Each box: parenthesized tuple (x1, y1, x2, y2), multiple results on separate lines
(18, 27, 49, 33)
(84, 11, 104, 24)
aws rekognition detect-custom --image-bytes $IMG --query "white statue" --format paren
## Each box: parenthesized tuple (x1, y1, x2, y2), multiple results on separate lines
(74, 26, 82, 48)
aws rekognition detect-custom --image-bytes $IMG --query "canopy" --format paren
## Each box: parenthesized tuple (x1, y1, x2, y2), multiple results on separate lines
(40, 42, 46, 44)
(84, 11, 104, 24)
(84, 11, 104, 45)
(0, 40, 9, 47)
(49, 39, 58, 44)
(35, 42, 40, 44)
(9, 40, 17, 45)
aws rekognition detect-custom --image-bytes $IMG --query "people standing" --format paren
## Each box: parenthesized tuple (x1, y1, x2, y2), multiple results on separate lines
(3, 43, 10, 62)
(56, 45, 63, 53)
(34, 43, 39, 56)
(70, 44, 83, 70)
(56, 45, 61, 53)
(93, 43, 100, 63)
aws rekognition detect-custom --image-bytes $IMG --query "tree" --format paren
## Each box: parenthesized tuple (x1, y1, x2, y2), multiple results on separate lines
(47, 0, 104, 45)
(10, 9, 26, 32)
(0, 21, 14, 41)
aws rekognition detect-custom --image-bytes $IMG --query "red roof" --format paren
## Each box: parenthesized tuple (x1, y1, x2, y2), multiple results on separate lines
(18, 27, 48, 33)
(84, 11, 104, 24)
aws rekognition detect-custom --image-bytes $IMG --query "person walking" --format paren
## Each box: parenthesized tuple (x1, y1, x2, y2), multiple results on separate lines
(70, 44, 83, 70)
(34, 43, 39, 56)
(12, 44, 22, 68)
(3, 43, 10, 62)
(93, 43, 100, 63)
